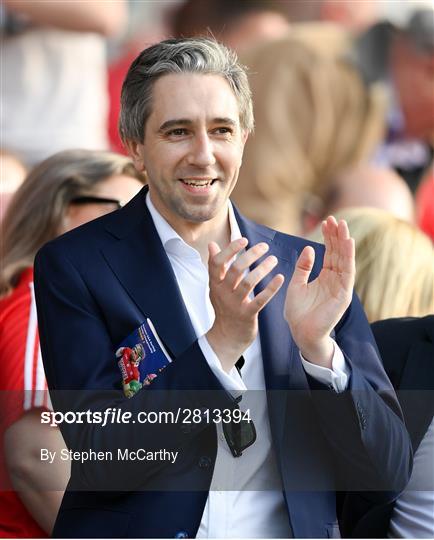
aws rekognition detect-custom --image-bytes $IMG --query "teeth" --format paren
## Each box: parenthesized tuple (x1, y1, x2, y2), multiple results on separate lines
(182, 179, 213, 187)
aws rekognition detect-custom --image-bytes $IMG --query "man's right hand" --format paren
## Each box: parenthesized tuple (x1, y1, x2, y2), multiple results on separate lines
(206, 238, 284, 373)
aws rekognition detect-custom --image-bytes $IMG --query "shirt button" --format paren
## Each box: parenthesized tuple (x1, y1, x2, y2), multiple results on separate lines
(174, 531, 189, 538)
(198, 456, 212, 469)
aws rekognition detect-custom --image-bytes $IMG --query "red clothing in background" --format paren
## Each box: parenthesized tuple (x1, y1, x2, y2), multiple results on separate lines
(0, 268, 49, 538)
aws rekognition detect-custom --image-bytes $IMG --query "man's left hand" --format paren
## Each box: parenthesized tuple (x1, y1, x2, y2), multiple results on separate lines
(284, 216, 355, 368)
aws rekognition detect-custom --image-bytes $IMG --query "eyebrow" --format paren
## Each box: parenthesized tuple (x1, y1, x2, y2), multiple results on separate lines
(158, 117, 238, 132)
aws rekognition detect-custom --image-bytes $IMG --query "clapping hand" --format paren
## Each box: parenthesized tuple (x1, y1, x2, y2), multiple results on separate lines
(206, 238, 284, 372)
(284, 216, 355, 368)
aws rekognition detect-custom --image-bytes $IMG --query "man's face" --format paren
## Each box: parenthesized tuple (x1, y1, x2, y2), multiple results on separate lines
(128, 73, 248, 228)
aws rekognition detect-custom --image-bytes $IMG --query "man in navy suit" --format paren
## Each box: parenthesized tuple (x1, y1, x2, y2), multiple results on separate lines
(34, 38, 411, 538)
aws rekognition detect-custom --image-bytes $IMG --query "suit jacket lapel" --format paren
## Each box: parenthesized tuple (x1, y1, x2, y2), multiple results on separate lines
(235, 208, 308, 388)
(235, 209, 310, 453)
(101, 188, 197, 358)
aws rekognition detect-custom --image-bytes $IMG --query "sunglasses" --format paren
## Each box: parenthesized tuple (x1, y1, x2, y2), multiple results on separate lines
(70, 195, 125, 209)
(222, 410, 256, 458)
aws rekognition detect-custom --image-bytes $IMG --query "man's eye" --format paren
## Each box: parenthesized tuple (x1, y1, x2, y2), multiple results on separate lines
(167, 128, 188, 136)
(214, 127, 233, 135)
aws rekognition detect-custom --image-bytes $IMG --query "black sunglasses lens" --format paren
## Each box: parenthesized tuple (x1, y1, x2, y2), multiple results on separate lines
(70, 196, 122, 208)
(223, 419, 256, 457)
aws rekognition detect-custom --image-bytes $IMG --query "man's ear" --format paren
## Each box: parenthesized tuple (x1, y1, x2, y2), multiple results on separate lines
(124, 139, 146, 172)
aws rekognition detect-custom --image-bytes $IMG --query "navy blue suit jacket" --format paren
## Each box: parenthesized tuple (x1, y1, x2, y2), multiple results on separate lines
(34, 188, 412, 538)
(340, 316, 434, 537)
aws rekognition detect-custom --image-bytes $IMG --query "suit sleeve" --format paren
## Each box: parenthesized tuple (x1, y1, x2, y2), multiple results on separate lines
(306, 291, 413, 501)
(34, 242, 236, 492)
(291, 239, 413, 500)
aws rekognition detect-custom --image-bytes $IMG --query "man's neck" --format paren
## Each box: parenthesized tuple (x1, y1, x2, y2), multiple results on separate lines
(178, 213, 231, 264)
(150, 195, 231, 264)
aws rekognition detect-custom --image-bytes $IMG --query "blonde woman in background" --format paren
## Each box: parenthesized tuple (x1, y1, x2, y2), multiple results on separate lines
(0, 150, 146, 537)
(232, 28, 386, 235)
(309, 207, 434, 323)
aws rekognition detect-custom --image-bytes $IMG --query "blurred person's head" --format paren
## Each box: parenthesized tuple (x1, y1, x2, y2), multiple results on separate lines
(302, 164, 415, 234)
(288, 22, 352, 58)
(0, 149, 146, 296)
(309, 207, 434, 322)
(390, 9, 434, 140)
(231, 31, 386, 234)
(0, 150, 27, 219)
(171, 0, 290, 52)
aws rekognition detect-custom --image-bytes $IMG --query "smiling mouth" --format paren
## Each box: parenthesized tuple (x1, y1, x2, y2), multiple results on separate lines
(179, 178, 217, 188)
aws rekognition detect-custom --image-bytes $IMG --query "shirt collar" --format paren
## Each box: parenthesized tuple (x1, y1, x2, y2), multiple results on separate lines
(146, 192, 241, 258)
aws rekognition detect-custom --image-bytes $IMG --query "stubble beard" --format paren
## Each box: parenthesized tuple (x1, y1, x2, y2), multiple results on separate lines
(172, 196, 221, 223)
(155, 182, 225, 224)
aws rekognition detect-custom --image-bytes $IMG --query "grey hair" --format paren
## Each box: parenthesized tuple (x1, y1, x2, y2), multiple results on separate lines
(119, 37, 254, 144)
(0, 149, 146, 296)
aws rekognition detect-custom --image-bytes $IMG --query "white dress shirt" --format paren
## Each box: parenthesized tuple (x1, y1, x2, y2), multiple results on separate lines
(146, 194, 349, 538)
(388, 417, 434, 539)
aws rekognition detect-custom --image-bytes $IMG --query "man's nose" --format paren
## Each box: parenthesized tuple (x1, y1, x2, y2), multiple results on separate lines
(187, 133, 216, 167)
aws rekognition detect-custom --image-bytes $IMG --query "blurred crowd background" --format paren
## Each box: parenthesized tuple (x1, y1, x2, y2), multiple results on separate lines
(0, 0, 433, 538)
(2, 0, 434, 239)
